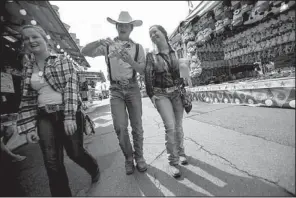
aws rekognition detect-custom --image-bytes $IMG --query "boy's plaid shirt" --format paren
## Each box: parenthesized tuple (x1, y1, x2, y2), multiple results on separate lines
(17, 53, 79, 134)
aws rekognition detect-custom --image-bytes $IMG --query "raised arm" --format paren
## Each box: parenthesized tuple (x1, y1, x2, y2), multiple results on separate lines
(130, 44, 146, 74)
(81, 40, 106, 58)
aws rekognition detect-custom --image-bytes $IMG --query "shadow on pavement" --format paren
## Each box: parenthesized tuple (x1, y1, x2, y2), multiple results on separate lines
(135, 165, 207, 196)
(0, 155, 27, 196)
(0, 143, 51, 196)
(132, 156, 294, 197)
(133, 169, 165, 196)
(181, 156, 293, 197)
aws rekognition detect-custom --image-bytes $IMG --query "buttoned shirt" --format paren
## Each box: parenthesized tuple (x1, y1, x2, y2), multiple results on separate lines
(17, 53, 79, 134)
(90, 37, 145, 81)
(144, 47, 183, 98)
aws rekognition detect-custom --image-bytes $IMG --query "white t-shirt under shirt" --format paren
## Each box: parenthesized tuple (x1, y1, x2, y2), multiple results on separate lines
(91, 39, 146, 81)
(30, 73, 63, 107)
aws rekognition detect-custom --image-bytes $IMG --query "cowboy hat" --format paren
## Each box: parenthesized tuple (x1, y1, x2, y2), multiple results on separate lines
(107, 11, 143, 27)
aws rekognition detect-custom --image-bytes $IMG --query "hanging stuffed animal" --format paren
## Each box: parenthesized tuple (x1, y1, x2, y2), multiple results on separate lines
(195, 31, 205, 46)
(182, 32, 196, 44)
(215, 20, 225, 35)
(202, 28, 213, 43)
(190, 54, 202, 78)
(187, 41, 197, 54)
(232, 2, 253, 27)
(192, 21, 202, 34)
(231, 1, 241, 10)
(244, 1, 269, 25)
(263, 1, 282, 19)
(214, 3, 224, 20)
(223, 5, 233, 28)
(280, 0, 296, 13)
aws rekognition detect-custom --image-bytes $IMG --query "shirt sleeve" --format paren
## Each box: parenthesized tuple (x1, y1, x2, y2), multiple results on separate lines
(60, 57, 79, 121)
(144, 53, 155, 98)
(134, 44, 146, 74)
(137, 44, 146, 64)
(17, 66, 38, 134)
(90, 45, 107, 57)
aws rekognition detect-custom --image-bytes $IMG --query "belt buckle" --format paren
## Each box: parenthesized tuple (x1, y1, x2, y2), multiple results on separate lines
(44, 105, 55, 113)
(166, 87, 174, 93)
(119, 79, 129, 86)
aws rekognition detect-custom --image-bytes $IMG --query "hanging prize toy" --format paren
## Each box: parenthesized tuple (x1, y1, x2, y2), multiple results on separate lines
(244, 1, 269, 25)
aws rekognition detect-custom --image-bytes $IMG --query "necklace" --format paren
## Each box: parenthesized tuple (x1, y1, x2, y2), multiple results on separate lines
(38, 71, 43, 77)
(35, 62, 44, 83)
(36, 62, 44, 77)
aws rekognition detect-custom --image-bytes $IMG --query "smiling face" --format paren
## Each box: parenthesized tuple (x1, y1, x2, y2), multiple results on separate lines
(22, 27, 48, 54)
(149, 26, 167, 45)
(116, 23, 133, 39)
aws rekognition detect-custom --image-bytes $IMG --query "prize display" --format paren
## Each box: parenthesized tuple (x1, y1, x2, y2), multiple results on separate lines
(172, 0, 295, 109)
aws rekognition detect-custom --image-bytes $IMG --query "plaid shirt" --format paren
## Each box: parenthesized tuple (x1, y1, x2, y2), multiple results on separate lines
(17, 53, 79, 134)
(144, 48, 183, 98)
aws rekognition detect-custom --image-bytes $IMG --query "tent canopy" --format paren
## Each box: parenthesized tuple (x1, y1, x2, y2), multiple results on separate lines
(3, 1, 91, 68)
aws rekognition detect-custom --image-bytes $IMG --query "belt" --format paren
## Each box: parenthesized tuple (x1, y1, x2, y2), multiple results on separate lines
(153, 86, 178, 94)
(111, 78, 136, 86)
(38, 104, 65, 114)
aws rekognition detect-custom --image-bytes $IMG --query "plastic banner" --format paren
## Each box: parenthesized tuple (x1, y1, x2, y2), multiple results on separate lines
(187, 78, 295, 109)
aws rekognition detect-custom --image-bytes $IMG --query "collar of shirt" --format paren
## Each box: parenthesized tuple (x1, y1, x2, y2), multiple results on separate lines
(114, 37, 135, 45)
(154, 43, 176, 55)
(24, 53, 58, 69)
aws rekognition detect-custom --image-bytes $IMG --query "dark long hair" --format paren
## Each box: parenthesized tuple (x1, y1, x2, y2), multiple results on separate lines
(149, 25, 180, 77)
(149, 25, 170, 44)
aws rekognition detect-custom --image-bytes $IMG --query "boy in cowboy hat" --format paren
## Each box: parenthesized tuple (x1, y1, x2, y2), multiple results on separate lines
(81, 11, 147, 175)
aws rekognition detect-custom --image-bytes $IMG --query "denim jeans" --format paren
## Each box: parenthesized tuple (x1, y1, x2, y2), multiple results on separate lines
(109, 82, 144, 162)
(37, 110, 98, 197)
(155, 90, 185, 165)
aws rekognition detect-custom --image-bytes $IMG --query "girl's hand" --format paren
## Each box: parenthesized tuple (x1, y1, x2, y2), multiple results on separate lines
(26, 130, 39, 144)
(151, 95, 160, 108)
(64, 120, 77, 136)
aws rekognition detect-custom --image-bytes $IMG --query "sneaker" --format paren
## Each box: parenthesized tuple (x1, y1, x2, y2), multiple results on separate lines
(136, 160, 148, 172)
(125, 160, 135, 175)
(180, 156, 189, 165)
(91, 168, 100, 183)
(168, 165, 181, 178)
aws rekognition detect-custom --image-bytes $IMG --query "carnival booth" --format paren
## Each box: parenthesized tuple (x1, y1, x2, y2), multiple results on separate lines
(78, 71, 106, 102)
(169, 0, 295, 109)
(1, 0, 92, 150)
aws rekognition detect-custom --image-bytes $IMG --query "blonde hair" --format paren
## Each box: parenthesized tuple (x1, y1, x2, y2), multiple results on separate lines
(20, 25, 49, 42)
(19, 25, 50, 54)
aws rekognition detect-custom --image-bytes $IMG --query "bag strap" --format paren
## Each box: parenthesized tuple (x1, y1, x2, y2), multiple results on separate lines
(106, 45, 113, 81)
(132, 43, 139, 78)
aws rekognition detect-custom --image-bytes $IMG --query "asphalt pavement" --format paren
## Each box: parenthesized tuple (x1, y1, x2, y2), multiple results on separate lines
(0, 98, 294, 196)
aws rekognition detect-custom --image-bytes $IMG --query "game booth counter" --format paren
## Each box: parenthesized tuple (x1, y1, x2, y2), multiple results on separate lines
(169, 0, 295, 109)
(187, 76, 295, 108)
(1, 0, 91, 150)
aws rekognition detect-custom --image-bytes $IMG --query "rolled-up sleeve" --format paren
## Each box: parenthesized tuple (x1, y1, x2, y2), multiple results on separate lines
(91, 45, 106, 57)
(144, 53, 155, 98)
(60, 57, 79, 121)
(137, 44, 146, 67)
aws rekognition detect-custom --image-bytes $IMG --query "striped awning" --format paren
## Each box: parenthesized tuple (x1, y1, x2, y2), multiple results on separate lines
(3, 1, 91, 68)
